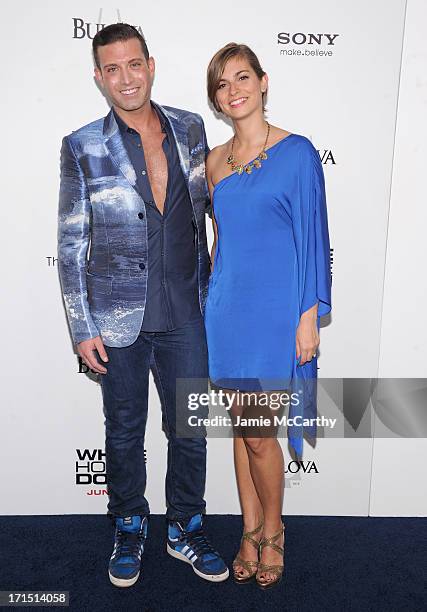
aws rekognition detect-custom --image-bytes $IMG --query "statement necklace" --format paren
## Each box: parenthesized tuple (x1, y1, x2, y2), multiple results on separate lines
(226, 122, 271, 175)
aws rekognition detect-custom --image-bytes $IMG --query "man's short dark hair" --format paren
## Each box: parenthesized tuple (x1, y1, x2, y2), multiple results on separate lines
(92, 23, 149, 69)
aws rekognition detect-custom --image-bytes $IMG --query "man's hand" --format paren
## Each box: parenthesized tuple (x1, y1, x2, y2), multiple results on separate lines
(77, 336, 109, 374)
(296, 304, 319, 366)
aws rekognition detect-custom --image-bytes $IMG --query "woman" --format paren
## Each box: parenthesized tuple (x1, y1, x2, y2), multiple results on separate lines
(204, 43, 332, 589)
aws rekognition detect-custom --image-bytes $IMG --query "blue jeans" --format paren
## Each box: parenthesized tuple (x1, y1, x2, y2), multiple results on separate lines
(99, 315, 208, 521)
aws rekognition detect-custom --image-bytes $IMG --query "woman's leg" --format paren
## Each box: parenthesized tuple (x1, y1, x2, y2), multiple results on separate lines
(243, 435, 285, 583)
(223, 390, 263, 578)
(233, 391, 288, 583)
(233, 436, 264, 577)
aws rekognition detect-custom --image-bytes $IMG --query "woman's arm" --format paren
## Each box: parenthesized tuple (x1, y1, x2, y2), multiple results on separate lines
(296, 303, 319, 366)
(292, 140, 332, 366)
(206, 150, 219, 272)
(210, 214, 218, 272)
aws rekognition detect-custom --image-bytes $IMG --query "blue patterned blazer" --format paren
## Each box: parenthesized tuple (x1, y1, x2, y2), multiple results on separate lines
(58, 102, 211, 348)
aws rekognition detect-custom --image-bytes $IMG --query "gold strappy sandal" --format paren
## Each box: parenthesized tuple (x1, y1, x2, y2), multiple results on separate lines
(256, 523, 285, 590)
(232, 522, 264, 584)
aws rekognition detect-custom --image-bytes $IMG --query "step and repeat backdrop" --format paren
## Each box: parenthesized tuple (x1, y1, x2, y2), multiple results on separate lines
(2, 0, 426, 516)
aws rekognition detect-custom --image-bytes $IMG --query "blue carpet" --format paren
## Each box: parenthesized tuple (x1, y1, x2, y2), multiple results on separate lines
(0, 515, 425, 611)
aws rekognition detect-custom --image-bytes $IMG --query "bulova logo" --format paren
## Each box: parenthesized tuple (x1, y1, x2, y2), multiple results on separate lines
(73, 19, 105, 40)
(277, 32, 339, 46)
(285, 460, 319, 474)
(72, 9, 144, 40)
(72, 18, 145, 40)
(318, 148, 336, 165)
(78, 356, 98, 375)
(284, 460, 319, 488)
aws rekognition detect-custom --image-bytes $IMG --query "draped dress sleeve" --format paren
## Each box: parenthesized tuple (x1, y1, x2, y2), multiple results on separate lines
(287, 138, 332, 458)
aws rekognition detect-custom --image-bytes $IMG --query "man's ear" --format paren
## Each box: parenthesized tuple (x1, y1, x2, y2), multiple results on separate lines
(148, 57, 155, 82)
(94, 67, 103, 87)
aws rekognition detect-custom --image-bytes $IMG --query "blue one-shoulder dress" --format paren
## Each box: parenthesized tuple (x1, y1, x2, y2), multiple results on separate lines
(204, 133, 332, 456)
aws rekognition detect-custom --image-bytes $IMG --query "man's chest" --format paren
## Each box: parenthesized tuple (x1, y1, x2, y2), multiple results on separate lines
(139, 133, 168, 189)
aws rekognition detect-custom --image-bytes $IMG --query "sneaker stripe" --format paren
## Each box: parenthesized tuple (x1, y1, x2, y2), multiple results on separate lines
(109, 516, 147, 587)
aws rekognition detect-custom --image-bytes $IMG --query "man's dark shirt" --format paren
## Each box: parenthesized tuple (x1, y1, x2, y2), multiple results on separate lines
(113, 105, 200, 331)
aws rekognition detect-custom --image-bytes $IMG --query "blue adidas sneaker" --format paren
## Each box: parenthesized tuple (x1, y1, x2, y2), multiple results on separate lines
(108, 515, 148, 587)
(167, 514, 229, 582)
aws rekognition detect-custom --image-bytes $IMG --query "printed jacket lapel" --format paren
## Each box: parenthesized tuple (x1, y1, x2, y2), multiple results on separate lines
(155, 102, 190, 184)
(102, 104, 191, 192)
(103, 109, 139, 188)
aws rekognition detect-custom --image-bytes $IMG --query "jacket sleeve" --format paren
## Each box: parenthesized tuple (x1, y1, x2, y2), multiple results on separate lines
(198, 116, 212, 218)
(292, 140, 332, 319)
(57, 136, 100, 345)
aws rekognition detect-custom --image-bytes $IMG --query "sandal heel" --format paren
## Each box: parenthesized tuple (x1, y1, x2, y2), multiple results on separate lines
(256, 523, 285, 590)
(232, 521, 264, 584)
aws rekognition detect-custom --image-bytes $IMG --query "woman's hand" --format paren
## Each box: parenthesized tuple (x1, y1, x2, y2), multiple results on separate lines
(296, 304, 319, 366)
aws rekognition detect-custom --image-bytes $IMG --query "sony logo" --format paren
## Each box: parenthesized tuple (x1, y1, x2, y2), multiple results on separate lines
(278, 33, 340, 45)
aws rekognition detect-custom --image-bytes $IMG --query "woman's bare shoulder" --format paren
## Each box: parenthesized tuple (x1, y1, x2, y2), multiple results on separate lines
(206, 140, 232, 182)
(207, 140, 231, 165)
(268, 124, 293, 144)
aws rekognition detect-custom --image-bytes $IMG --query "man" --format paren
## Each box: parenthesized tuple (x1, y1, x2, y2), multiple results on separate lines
(57, 23, 228, 587)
